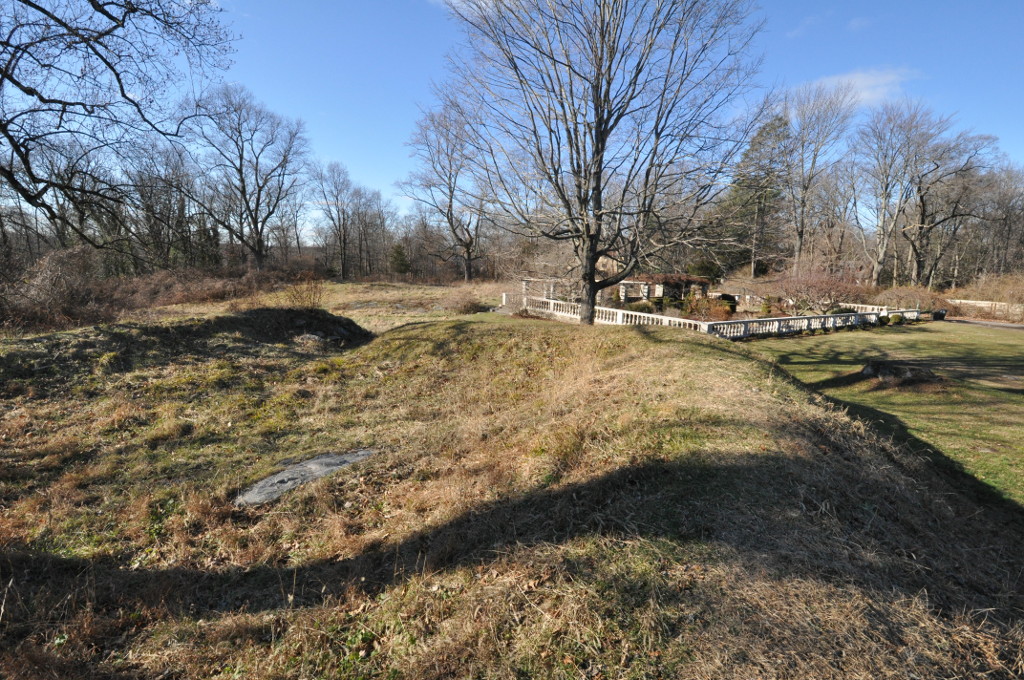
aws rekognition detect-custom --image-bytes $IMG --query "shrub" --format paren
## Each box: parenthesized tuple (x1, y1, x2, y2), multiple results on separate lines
(685, 259, 724, 281)
(2, 247, 124, 329)
(767, 271, 872, 315)
(877, 315, 890, 326)
(282, 271, 326, 309)
(888, 313, 904, 325)
(948, 274, 1024, 322)
(442, 291, 488, 314)
(872, 286, 950, 313)
(952, 273, 1024, 305)
(0, 253, 298, 332)
(679, 294, 733, 321)
(131, 268, 284, 308)
(626, 300, 655, 314)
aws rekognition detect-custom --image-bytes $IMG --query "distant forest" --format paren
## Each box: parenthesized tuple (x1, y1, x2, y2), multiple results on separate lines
(4, 1, 1024, 328)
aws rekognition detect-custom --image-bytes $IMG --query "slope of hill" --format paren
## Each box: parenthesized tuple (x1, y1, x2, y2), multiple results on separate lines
(1, 283, 1022, 679)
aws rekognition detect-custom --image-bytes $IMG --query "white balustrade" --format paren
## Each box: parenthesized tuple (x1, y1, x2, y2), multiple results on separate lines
(509, 295, 922, 340)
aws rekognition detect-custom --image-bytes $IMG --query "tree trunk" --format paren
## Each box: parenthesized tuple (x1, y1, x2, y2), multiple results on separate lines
(579, 278, 598, 325)
(463, 243, 473, 282)
(579, 239, 599, 325)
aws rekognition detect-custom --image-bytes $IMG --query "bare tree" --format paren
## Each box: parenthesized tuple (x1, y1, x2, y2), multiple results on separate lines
(443, 0, 761, 323)
(188, 85, 308, 269)
(313, 162, 355, 279)
(778, 82, 857, 274)
(0, 0, 231, 240)
(900, 120, 995, 287)
(349, 188, 395, 277)
(123, 143, 222, 271)
(402, 102, 482, 281)
(268, 191, 308, 264)
(984, 164, 1024, 276)
(811, 161, 860, 274)
(853, 100, 920, 286)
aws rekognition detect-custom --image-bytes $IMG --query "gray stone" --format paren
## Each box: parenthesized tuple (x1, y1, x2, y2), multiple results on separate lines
(234, 449, 375, 507)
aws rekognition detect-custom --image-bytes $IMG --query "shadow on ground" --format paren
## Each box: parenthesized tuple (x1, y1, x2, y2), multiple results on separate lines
(0, 308, 374, 397)
(4, 437, 1024, 649)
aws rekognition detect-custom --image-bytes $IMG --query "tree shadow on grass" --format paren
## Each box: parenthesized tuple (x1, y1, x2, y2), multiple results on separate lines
(5, 436, 1024, 643)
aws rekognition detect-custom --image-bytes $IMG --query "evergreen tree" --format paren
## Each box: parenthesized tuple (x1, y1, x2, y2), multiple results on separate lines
(718, 115, 790, 276)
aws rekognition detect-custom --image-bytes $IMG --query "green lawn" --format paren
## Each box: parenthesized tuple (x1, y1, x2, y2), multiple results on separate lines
(756, 321, 1024, 504)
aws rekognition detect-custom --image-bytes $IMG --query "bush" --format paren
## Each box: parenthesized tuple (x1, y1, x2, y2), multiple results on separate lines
(442, 291, 488, 314)
(626, 300, 655, 314)
(282, 271, 326, 309)
(888, 313, 904, 325)
(877, 315, 890, 326)
(130, 268, 284, 308)
(952, 273, 1024, 305)
(0, 250, 295, 332)
(872, 286, 950, 313)
(685, 259, 724, 281)
(948, 274, 1024, 322)
(717, 293, 738, 313)
(679, 294, 733, 321)
(1, 247, 124, 329)
(767, 272, 872, 315)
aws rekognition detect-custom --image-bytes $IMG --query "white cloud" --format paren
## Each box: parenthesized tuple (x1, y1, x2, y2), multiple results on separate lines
(815, 68, 918, 107)
(847, 17, 871, 31)
(786, 15, 818, 39)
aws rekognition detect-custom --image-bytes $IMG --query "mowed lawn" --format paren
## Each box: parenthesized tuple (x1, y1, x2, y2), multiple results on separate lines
(756, 321, 1024, 504)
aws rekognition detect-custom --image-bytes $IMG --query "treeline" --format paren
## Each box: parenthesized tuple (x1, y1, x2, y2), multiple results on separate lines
(707, 85, 1024, 289)
(1, 2, 553, 330)
(0, 82, 533, 286)
(5, 2, 1024, 332)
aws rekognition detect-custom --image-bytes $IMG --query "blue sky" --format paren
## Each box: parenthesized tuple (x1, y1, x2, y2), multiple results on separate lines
(218, 1, 1024, 210)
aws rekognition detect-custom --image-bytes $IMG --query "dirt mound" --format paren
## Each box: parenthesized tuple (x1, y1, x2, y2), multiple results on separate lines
(0, 308, 372, 397)
(204, 307, 374, 347)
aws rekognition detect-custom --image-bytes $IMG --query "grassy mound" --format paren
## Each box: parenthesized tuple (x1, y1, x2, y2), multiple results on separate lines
(1, 299, 1022, 678)
(0, 308, 372, 399)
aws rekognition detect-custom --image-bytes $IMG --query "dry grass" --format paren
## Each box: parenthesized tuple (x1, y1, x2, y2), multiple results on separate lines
(1, 283, 1023, 678)
(871, 285, 952, 312)
(953, 273, 1024, 305)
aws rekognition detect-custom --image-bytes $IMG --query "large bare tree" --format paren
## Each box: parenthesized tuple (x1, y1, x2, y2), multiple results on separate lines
(313, 161, 355, 279)
(0, 0, 231, 240)
(853, 101, 995, 287)
(402, 102, 482, 282)
(443, 0, 761, 323)
(900, 118, 995, 287)
(187, 85, 308, 269)
(778, 82, 857, 274)
(853, 100, 920, 286)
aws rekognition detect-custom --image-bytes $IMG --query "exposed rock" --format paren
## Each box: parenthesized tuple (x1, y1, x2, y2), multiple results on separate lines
(294, 333, 330, 350)
(234, 449, 375, 507)
(861, 360, 939, 384)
